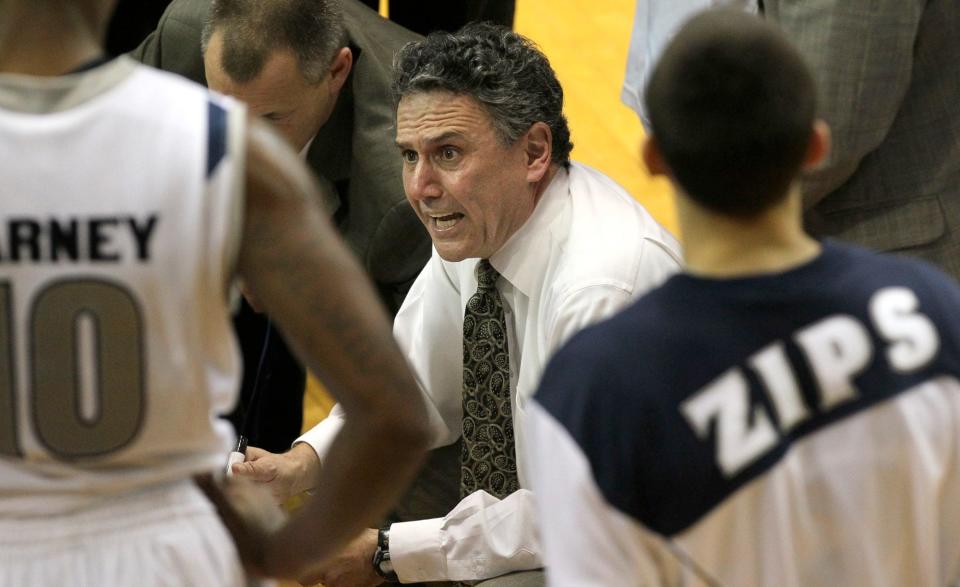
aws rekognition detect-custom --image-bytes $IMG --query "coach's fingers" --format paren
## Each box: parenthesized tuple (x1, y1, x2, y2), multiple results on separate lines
(244, 446, 271, 459)
(231, 446, 308, 503)
(234, 446, 280, 481)
(231, 455, 279, 483)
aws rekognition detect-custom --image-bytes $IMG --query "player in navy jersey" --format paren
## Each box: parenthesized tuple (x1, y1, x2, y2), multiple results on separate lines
(526, 9, 960, 586)
(0, 0, 429, 584)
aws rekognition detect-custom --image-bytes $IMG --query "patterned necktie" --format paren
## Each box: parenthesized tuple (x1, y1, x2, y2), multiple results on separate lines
(460, 259, 520, 500)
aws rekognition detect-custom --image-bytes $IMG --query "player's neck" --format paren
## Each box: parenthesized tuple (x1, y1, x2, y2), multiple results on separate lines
(678, 187, 822, 278)
(0, 3, 106, 76)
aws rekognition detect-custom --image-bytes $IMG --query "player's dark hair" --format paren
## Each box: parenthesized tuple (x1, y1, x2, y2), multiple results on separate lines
(644, 10, 817, 217)
(392, 22, 573, 167)
(201, 0, 346, 84)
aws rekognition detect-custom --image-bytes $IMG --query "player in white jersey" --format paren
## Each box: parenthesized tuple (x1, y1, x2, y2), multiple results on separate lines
(526, 10, 960, 587)
(0, 0, 430, 584)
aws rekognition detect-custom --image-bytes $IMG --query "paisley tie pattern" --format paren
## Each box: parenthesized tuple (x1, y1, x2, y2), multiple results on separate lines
(460, 259, 520, 500)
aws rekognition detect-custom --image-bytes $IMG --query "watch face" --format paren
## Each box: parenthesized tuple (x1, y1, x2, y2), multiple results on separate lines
(379, 557, 394, 574)
(373, 548, 398, 581)
(374, 527, 399, 581)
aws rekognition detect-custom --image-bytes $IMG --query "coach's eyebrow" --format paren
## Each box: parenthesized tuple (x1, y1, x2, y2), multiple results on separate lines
(396, 130, 467, 151)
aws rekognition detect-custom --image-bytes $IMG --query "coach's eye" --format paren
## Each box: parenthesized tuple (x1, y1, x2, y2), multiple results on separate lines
(440, 147, 459, 161)
(402, 150, 419, 164)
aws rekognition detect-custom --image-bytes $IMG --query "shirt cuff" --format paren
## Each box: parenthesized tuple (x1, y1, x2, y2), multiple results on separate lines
(293, 417, 343, 462)
(389, 517, 446, 583)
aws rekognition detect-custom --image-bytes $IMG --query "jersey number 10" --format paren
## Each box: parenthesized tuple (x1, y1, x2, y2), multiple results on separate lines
(0, 280, 145, 460)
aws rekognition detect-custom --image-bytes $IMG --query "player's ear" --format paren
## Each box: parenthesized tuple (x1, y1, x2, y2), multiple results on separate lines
(803, 119, 831, 170)
(642, 136, 670, 177)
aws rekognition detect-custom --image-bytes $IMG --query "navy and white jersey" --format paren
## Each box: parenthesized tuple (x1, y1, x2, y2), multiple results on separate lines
(0, 57, 246, 515)
(526, 241, 960, 586)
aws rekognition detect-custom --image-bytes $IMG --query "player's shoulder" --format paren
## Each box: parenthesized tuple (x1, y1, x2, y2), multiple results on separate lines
(825, 240, 960, 314)
(127, 59, 229, 106)
(120, 59, 245, 135)
(537, 278, 683, 412)
(832, 240, 955, 285)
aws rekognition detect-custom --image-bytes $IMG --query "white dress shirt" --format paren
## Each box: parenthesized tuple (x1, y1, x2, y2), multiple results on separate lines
(296, 161, 681, 582)
(622, 0, 757, 128)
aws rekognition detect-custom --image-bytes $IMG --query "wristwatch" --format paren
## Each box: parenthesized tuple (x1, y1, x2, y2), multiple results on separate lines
(372, 525, 400, 582)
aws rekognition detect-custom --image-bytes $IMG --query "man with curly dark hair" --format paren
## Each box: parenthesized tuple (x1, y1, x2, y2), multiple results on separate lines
(235, 23, 682, 586)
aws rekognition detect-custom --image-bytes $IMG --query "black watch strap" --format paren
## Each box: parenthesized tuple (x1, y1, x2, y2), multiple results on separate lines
(372, 526, 399, 582)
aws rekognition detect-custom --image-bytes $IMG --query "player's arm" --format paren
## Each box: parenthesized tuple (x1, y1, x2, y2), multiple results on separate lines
(236, 116, 430, 579)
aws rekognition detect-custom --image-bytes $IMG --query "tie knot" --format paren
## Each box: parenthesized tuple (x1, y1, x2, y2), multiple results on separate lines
(475, 259, 500, 290)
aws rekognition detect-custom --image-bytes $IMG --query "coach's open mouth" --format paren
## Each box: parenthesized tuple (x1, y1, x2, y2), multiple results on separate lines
(431, 213, 464, 231)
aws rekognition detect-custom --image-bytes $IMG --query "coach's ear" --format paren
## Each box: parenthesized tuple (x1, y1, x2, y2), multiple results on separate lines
(642, 135, 670, 178)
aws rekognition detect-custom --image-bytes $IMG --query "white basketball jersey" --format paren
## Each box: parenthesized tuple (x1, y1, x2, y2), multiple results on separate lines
(529, 242, 960, 586)
(0, 58, 246, 516)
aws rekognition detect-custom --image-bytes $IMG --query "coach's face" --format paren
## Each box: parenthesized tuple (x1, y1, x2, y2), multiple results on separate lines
(204, 30, 350, 152)
(396, 91, 552, 262)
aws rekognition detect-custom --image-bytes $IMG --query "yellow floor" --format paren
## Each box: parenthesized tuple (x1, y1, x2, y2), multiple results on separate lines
(303, 0, 677, 431)
(516, 0, 677, 231)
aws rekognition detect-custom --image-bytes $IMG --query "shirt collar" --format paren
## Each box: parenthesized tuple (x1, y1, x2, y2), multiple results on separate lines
(489, 165, 569, 298)
(299, 135, 316, 159)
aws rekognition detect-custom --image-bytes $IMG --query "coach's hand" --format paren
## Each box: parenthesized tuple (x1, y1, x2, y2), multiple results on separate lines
(231, 443, 321, 503)
(299, 528, 381, 587)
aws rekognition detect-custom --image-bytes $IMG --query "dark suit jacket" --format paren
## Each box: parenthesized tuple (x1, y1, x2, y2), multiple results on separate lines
(131, 0, 432, 313)
(765, 0, 960, 279)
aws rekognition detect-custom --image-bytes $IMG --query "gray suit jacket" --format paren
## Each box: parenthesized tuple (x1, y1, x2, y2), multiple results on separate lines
(764, 0, 960, 279)
(131, 0, 431, 314)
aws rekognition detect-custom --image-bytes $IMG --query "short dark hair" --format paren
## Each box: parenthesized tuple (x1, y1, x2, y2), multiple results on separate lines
(644, 10, 817, 216)
(392, 22, 573, 167)
(201, 0, 346, 84)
